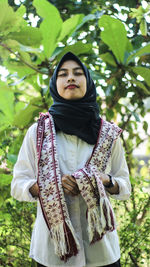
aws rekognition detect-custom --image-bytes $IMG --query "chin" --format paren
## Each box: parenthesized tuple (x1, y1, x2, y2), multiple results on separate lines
(65, 94, 80, 100)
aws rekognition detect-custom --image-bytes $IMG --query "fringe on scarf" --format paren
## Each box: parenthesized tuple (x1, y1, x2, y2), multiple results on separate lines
(99, 197, 115, 232)
(87, 206, 103, 243)
(50, 220, 80, 261)
(87, 198, 115, 244)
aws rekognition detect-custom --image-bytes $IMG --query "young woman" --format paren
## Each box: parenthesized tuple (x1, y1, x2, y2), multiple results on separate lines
(11, 52, 131, 267)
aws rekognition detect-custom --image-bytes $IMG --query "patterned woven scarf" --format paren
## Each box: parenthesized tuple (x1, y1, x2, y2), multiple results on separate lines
(37, 112, 122, 261)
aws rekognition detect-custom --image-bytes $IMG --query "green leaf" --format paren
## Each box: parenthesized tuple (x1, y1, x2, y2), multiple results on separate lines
(14, 101, 26, 114)
(99, 52, 117, 66)
(76, 13, 96, 31)
(126, 39, 133, 53)
(131, 67, 150, 87)
(8, 27, 42, 47)
(2, 39, 20, 51)
(19, 51, 35, 65)
(140, 18, 147, 36)
(56, 41, 92, 61)
(4, 60, 36, 77)
(9, 76, 26, 86)
(143, 121, 148, 132)
(58, 14, 84, 41)
(98, 15, 128, 63)
(0, 174, 12, 186)
(132, 111, 140, 122)
(19, 44, 41, 54)
(0, 82, 14, 125)
(0, 44, 10, 60)
(106, 109, 114, 120)
(15, 4, 26, 19)
(126, 43, 150, 64)
(13, 98, 43, 128)
(130, 79, 150, 95)
(7, 154, 18, 164)
(33, 0, 62, 58)
(0, 0, 22, 36)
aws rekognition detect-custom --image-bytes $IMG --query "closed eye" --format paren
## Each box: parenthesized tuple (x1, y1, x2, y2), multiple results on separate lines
(74, 72, 84, 76)
(57, 72, 67, 77)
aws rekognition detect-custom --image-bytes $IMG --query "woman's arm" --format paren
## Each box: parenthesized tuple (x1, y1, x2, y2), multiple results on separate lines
(29, 182, 39, 197)
(105, 137, 131, 200)
(11, 123, 38, 202)
(99, 173, 119, 194)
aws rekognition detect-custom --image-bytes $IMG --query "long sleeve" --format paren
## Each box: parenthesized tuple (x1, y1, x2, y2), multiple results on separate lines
(108, 137, 131, 200)
(11, 123, 38, 202)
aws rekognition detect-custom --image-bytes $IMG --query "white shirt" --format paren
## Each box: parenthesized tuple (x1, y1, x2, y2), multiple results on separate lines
(11, 123, 131, 267)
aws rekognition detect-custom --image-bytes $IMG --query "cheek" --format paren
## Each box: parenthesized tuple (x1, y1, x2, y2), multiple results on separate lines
(56, 79, 63, 95)
(82, 79, 87, 94)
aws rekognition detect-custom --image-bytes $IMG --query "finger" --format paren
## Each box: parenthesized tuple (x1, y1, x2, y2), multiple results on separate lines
(62, 175, 77, 184)
(63, 187, 79, 196)
(62, 181, 79, 194)
(67, 175, 77, 184)
(62, 175, 78, 189)
(63, 183, 80, 195)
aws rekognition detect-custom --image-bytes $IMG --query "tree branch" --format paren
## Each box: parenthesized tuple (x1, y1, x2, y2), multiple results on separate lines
(123, 201, 130, 213)
(129, 252, 140, 267)
(0, 42, 49, 75)
(137, 196, 150, 225)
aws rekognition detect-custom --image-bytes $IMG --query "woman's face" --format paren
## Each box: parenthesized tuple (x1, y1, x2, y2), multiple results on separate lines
(56, 60, 87, 100)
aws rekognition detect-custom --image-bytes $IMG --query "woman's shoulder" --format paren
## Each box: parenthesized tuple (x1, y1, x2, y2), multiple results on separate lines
(100, 119, 122, 141)
(26, 122, 38, 140)
(102, 119, 122, 131)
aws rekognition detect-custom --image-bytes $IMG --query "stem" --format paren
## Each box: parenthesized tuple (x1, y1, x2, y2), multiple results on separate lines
(137, 196, 150, 225)
(0, 42, 48, 75)
(121, 133, 131, 173)
(123, 201, 130, 213)
(129, 252, 140, 267)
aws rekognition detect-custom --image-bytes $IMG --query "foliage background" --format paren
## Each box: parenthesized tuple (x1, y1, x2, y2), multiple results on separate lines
(0, 0, 150, 266)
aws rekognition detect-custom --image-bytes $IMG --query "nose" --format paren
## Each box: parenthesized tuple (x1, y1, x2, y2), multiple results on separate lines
(67, 72, 75, 82)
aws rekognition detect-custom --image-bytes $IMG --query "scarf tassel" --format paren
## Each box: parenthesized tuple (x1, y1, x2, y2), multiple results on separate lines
(87, 198, 115, 244)
(50, 220, 80, 262)
(87, 206, 103, 243)
(100, 198, 115, 232)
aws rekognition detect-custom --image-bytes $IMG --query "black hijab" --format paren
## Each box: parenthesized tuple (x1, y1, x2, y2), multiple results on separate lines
(49, 52, 101, 145)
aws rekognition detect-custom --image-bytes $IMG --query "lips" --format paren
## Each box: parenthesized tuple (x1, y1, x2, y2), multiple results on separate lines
(66, 84, 79, 89)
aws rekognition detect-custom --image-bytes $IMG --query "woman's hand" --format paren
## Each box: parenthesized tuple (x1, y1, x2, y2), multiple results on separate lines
(29, 182, 39, 197)
(62, 174, 80, 196)
(100, 173, 119, 195)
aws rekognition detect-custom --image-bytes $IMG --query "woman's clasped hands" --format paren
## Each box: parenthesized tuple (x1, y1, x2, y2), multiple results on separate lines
(61, 174, 80, 196)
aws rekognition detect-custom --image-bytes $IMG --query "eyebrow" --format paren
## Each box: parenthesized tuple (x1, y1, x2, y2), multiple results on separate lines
(58, 67, 83, 72)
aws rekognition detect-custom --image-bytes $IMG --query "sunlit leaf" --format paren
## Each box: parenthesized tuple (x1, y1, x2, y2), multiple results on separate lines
(0, 0, 22, 36)
(8, 27, 42, 47)
(13, 98, 43, 127)
(76, 13, 96, 31)
(131, 67, 150, 87)
(4, 61, 36, 77)
(140, 18, 147, 36)
(126, 43, 150, 64)
(0, 174, 12, 186)
(0, 82, 14, 125)
(7, 154, 18, 164)
(58, 14, 84, 41)
(98, 15, 128, 63)
(56, 42, 92, 61)
(99, 52, 117, 66)
(143, 121, 148, 132)
(33, 0, 62, 58)
(106, 109, 114, 120)
(130, 78, 150, 95)
(132, 111, 140, 122)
